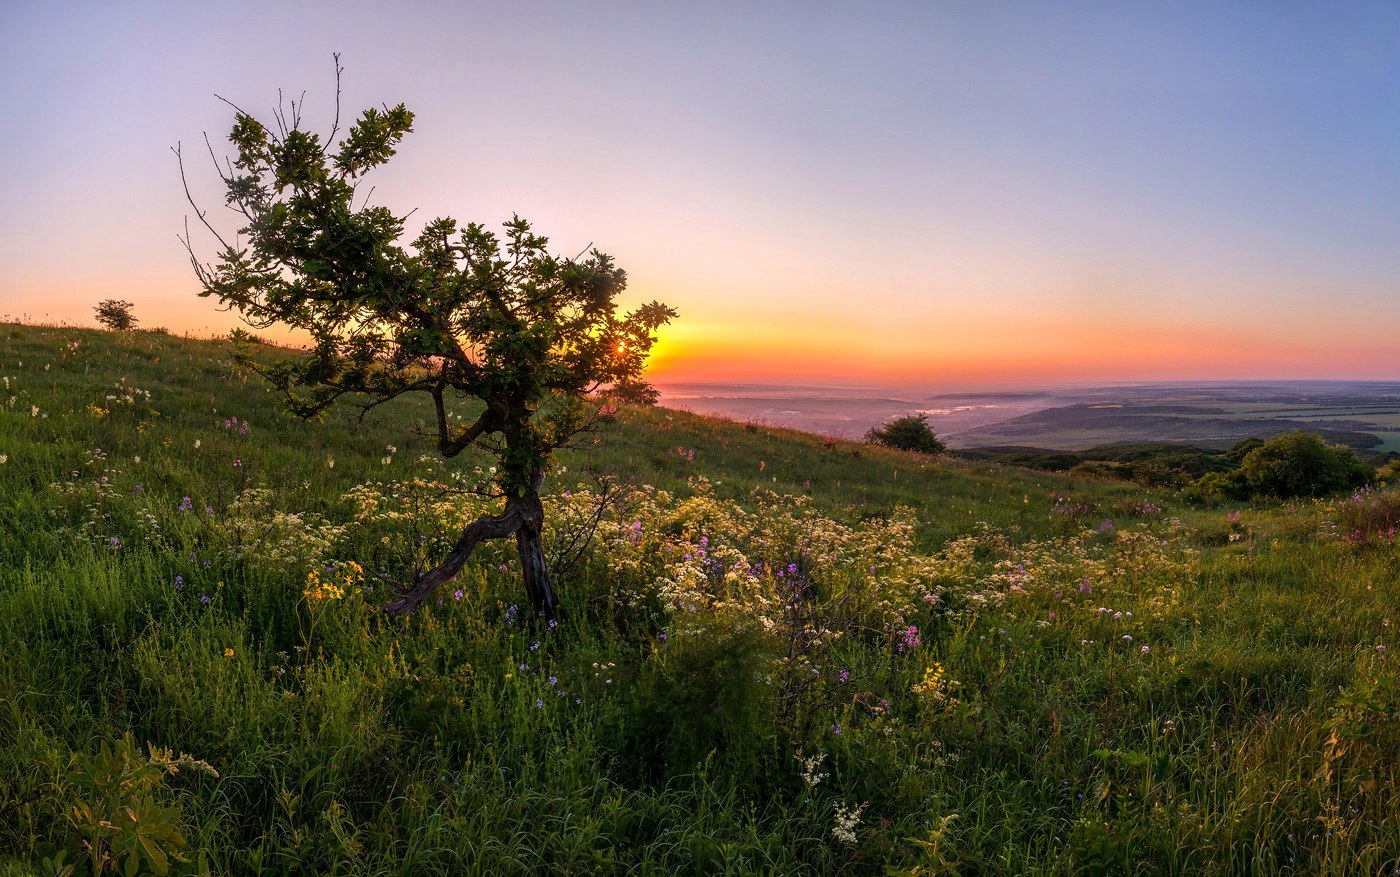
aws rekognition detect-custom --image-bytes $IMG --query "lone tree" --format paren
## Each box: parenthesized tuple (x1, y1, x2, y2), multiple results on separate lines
(178, 63, 674, 617)
(94, 299, 138, 331)
(866, 413, 946, 454)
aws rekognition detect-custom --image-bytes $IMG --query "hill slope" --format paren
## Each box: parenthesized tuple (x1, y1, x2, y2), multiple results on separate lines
(2, 323, 1398, 875)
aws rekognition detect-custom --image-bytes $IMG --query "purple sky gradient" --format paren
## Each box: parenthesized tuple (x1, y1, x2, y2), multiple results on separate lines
(2, 2, 1398, 388)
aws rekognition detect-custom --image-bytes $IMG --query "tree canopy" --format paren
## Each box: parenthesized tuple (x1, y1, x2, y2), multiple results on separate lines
(1197, 430, 1372, 500)
(865, 414, 947, 455)
(94, 299, 138, 331)
(179, 62, 674, 616)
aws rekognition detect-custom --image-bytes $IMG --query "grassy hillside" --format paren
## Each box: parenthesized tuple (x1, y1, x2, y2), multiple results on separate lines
(1, 323, 1398, 875)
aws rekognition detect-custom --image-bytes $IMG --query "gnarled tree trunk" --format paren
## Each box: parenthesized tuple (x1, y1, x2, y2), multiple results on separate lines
(383, 474, 558, 619)
(513, 488, 557, 617)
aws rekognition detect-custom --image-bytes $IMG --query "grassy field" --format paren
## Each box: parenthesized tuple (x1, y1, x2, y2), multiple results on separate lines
(2, 323, 1399, 875)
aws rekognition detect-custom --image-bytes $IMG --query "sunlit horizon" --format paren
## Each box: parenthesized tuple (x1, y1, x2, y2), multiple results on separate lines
(3, 2, 1398, 389)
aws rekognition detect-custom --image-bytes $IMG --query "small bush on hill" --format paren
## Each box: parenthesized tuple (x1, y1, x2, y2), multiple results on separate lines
(227, 328, 265, 346)
(93, 299, 137, 331)
(866, 414, 946, 454)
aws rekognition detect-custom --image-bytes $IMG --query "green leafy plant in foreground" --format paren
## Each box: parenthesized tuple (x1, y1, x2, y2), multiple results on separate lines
(54, 733, 217, 876)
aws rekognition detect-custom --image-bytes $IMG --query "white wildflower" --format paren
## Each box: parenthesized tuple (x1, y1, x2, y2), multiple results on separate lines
(798, 751, 828, 790)
(832, 801, 866, 845)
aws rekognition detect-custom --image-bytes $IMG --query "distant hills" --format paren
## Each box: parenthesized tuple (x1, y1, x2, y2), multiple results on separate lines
(659, 381, 1400, 454)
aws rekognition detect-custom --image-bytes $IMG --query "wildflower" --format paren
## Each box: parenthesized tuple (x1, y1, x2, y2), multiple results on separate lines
(0, 454, 7, 465)
(832, 802, 866, 845)
(174, 575, 184, 590)
(232, 458, 243, 468)
(178, 497, 193, 512)
(224, 648, 234, 658)
(897, 625, 922, 652)
(454, 589, 463, 601)
(536, 699, 544, 710)
(798, 751, 827, 790)
(194, 438, 201, 448)
(1141, 645, 1150, 654)
(106, 536, 121, 551)
(199, 595, 211, 605)
(548, 676, 558, 686)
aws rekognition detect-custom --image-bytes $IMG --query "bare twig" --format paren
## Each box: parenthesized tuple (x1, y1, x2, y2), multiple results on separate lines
(325, 52, 344, 148)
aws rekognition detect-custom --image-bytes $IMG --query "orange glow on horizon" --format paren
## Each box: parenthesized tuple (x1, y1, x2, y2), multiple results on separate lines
(6, 279, 1399, 392)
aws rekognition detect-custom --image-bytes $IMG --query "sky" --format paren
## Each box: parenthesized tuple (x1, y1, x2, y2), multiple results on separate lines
(1, 1, 1398, 390)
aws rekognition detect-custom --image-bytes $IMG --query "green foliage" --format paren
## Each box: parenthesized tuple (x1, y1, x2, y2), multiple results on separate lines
(93, 300, 137, 332)
(225, 328, 263, 346)
(1223, 436, 1265, 464)
(961, 442, 1234, 488)
(5, 324, 1400, 873)
(1206, 430, 1374, 499)
(60, 733, 216, 876)
(182, 72, 672, 495)
(180, 64, 674, 612)
(618, 613, 779, 785)
(866, 414, 946, 455)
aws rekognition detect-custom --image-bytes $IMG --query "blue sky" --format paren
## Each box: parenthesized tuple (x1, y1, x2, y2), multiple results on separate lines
(2, 2, 1398, 386)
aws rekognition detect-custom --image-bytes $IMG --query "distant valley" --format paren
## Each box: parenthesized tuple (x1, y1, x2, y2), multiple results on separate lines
(657, 380, 1400, 454)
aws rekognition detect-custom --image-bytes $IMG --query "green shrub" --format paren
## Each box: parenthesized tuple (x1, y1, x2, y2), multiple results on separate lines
(1233, 431, 1372, 498)
(866, 414, 946, 455)
(93, 300, 138, 332)
(614, 611, 778, 786)
(58, 733, 216, 876)
(1193, 431, 1372, 500)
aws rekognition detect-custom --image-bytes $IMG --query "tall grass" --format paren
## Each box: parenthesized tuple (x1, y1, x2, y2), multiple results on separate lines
(1, 323, 1397, 874)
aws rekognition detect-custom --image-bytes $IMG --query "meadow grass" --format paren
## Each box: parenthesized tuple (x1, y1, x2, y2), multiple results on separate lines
(0, 323, 1397, 875)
